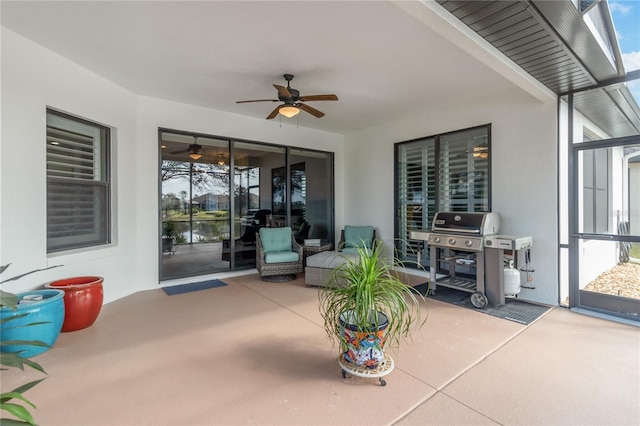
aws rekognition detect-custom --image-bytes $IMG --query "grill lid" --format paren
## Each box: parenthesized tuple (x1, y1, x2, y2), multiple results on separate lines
(431, 212, 500, 236)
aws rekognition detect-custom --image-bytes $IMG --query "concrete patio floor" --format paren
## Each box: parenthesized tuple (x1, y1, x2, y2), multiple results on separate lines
(2, 273, 638, 425)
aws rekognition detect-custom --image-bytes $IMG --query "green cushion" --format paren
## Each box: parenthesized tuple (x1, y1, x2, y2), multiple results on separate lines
(265, 251, 299, 264)
(259, 227, 292, 252)
(344, 225, 374, 249)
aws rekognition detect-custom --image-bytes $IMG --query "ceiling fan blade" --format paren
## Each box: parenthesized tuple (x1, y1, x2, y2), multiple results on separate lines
(236, 99, 279, 103)
(299, 94, 339, 102)
(297, 103, 325, 118)
(170, 148, 189, 154)
(266, 105, 281, 120)
(273, 84, 292, 98)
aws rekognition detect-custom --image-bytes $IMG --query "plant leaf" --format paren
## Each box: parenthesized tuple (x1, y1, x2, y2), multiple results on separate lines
(0, 313, 30, 325)
(7, 379, 48, 398)
(0, 264, 11, 275)
(0, 417, 36, 426)
(0, 289, 19, 309)
(0, 264, 62, 285)
(0, 399, 37, 425)
(0, 353, 46, 374)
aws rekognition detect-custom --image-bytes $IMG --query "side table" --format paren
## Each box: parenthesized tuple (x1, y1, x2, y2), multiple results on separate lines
(303, 243, 333, 266)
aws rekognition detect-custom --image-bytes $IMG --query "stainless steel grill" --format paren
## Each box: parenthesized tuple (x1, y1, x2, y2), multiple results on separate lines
(410, 212, 500, 308)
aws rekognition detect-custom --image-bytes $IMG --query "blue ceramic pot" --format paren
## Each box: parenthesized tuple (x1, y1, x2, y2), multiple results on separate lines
(1, 289, 65, 358)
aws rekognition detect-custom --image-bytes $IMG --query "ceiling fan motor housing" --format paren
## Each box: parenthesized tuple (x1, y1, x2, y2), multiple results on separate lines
(279, 88, 299, 102)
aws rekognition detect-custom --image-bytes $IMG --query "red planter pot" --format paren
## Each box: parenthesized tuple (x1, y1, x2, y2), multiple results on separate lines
(45, 276, 104, 332)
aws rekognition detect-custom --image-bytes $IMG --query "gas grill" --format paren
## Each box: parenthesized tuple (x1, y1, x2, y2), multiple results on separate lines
(410, 211, 500, 308)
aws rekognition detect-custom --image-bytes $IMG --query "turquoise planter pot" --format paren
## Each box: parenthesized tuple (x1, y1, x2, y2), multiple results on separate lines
(1, 289, 65, 358)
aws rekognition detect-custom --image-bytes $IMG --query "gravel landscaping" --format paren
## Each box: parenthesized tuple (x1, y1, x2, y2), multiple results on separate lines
(583, 261, 640, 299)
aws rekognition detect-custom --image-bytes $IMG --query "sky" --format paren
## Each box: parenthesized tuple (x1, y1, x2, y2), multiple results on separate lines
(610, 0, 640, 71)
(609, 0, 640, 102)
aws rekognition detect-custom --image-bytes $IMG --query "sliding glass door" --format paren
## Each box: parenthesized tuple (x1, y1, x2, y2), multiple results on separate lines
(160, 133, 231, 279)
(159, 130, 334, 281)
(288, 148, 334, 244)
(229, 142, 285, 268)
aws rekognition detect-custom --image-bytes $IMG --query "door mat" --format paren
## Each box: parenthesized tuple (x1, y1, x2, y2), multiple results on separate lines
(413, 283, 551, 325)
(162, 279, 228, 296)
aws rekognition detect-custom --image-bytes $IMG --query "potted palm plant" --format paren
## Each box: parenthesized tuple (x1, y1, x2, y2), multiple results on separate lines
(318, 240, 426, 375)
(162, 220, 177, 253)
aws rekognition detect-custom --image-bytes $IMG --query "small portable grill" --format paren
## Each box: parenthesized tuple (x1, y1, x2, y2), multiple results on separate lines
(411, 212, 500, 308)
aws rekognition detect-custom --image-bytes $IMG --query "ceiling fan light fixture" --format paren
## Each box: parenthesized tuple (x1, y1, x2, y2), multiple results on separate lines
(279, 105, 300, 118)
(189, 152, 202, 160)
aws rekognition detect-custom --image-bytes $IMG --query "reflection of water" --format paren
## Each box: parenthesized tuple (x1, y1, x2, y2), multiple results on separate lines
(172, 219, 230, 243)
(182, 231, 204, 243)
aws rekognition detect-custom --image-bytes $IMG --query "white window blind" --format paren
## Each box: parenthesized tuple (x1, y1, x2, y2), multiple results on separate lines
(46, 110, 110, 252)
(439, 130, 489, 213)
(398, 139, 435, 258)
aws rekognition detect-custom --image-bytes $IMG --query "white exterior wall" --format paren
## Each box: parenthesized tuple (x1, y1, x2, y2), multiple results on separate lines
(343, 88, 559, 306)
(1, 28, 139, 302)
(0, 28, 344, 303)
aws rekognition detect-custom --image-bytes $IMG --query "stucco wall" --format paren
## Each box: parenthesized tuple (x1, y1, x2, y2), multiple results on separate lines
(1, 28, 139, 303)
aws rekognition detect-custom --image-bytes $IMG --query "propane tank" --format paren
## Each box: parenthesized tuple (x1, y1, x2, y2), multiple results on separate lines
(504, 259, 521, 296)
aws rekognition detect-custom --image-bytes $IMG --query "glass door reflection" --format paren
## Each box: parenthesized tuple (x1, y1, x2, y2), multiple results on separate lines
(160, 133, 231, 280)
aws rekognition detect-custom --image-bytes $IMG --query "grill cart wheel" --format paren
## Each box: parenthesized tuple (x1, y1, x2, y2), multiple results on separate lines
(470, 292, 488, 309)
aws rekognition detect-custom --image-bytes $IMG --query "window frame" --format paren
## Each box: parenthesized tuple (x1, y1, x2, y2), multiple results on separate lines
(46, 108, 111, 253)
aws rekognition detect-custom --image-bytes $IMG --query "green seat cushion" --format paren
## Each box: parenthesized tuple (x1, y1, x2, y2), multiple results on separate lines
(260, 227, 292, 252)
(265, 251, 300, 264)
(344, 225, 374, 249)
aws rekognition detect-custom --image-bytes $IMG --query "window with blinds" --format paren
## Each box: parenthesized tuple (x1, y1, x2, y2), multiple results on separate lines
(46, 109, 110, 252)
(396, 138, 435, 261)
(395, 125, 491, 265)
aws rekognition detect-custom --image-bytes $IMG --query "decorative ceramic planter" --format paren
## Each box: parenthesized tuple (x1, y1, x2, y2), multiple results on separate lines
(45, 276, 103, 332)
(339, 311, 389, 368)
(0, 289, 65, 358)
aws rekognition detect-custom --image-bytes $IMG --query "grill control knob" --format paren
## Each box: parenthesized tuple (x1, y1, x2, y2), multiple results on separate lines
(465, 240, 474, 247)
(432, 237, 441, 243)
(448, 238, 456, 245)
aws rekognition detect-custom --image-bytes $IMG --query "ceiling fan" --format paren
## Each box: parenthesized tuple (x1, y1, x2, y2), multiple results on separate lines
(170, 137, 206, 160)
(236, 74, 338, 119)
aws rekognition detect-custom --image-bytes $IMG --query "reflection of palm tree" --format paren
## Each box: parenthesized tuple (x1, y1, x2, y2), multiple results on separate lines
(179, 190, 188, 214)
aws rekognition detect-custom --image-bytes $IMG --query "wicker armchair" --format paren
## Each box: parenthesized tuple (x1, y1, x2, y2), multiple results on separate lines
(256, 227, 303, 281)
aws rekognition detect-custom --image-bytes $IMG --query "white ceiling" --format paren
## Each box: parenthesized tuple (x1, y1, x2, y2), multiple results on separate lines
(1, 1, 518, 134)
